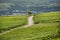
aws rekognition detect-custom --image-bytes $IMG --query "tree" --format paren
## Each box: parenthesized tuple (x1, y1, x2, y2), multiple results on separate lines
(28, 11, 32, 16)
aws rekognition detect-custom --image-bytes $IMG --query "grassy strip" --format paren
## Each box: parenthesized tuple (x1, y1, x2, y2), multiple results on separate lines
(0, 23, 58, 40)
(0, 15, 27, 33)
(33, 11, 60, 24)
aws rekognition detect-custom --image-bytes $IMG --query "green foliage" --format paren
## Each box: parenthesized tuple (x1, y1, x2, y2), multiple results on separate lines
(0, 23, 58, 40)
(33, 11, 60, 40)
(0, 11, 60, 40)
(0, 15, 27, 32)
(52, 37, 60, 40)
(28, 11, 32, 16)
(33, 11, 60, 24)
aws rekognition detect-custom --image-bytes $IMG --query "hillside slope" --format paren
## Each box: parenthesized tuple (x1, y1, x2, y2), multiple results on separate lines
(0, 11, 60, 40)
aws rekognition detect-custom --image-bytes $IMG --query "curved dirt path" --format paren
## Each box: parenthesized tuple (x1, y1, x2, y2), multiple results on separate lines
(0, 16, 34, 35)
(28, 16, 34, 26)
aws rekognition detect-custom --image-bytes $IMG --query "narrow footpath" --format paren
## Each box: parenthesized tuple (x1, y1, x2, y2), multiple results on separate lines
(0, 16, 34, 35)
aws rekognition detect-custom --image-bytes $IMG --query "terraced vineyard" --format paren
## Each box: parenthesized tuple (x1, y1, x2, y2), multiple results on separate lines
(0, 15, 27, 33)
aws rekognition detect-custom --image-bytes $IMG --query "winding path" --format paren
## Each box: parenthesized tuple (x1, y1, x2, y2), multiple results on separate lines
(28, 16, 34, 26)
(0, 16, 34, 35)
